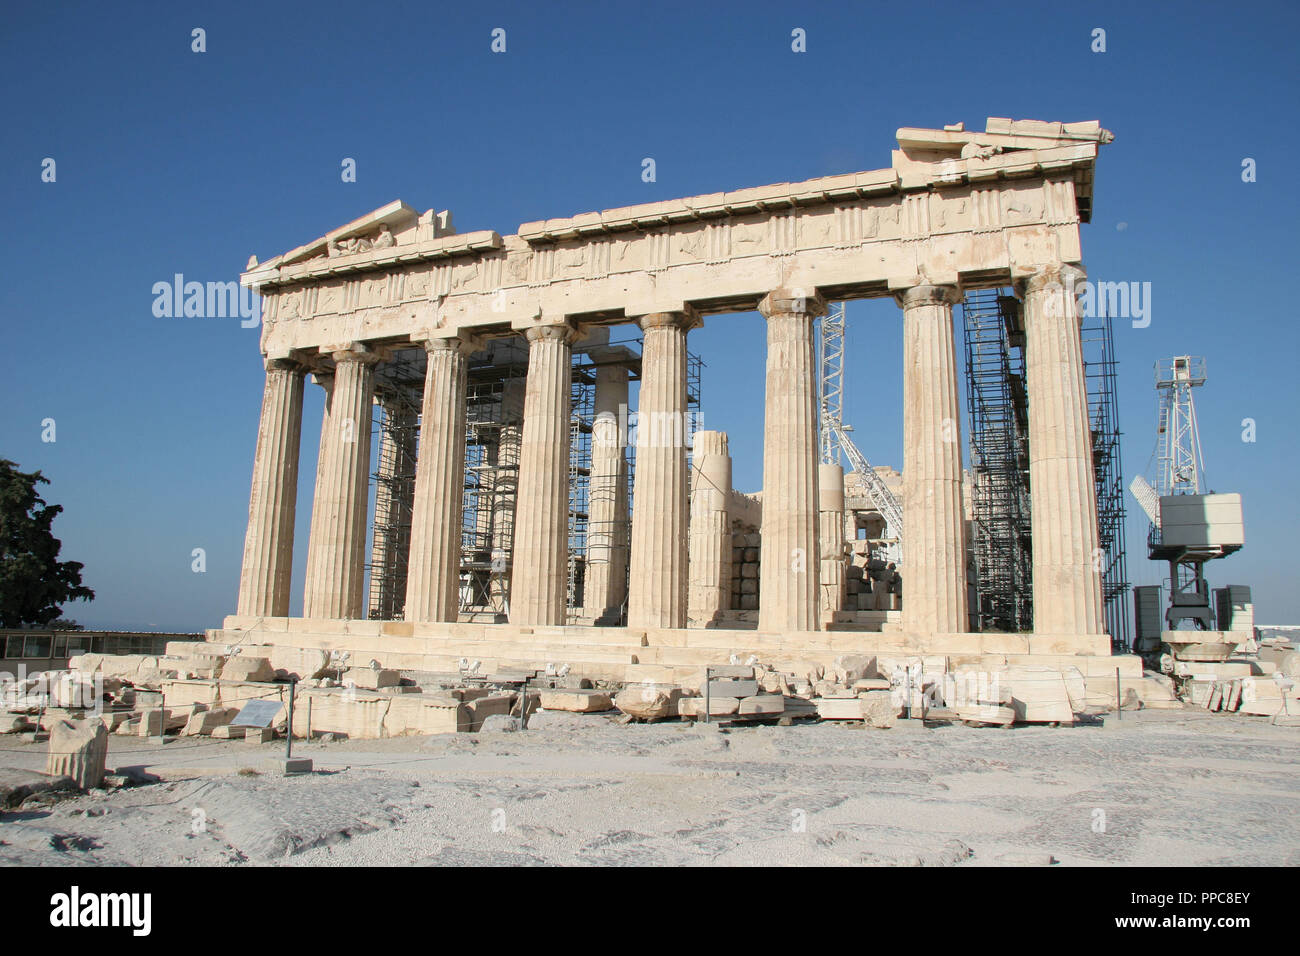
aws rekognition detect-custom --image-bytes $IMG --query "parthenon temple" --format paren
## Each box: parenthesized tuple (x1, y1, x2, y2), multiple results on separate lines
(226, 117, 1137, 684)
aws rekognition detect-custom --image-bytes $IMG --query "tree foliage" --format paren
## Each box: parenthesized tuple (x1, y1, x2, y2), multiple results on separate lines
(0, 460, 94, 628)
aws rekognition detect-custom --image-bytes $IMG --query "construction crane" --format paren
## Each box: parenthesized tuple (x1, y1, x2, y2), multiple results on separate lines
(1130, 356, 1245, 647)
(817, 303, 903, 563)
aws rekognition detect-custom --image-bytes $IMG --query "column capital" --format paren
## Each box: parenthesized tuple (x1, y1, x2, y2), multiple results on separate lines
(418, 330, 483, 356)
(326, 342, 382, 366)
(1018, 262, 1086, 296)
(523, 322, 578, 346)
(264, 356, 305, 374)
(638, 307, 701, 333)
(894, 284, 962, 310)
(758, 287, 827, 320)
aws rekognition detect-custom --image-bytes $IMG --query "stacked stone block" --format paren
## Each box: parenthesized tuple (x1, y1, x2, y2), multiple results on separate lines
(730, 531, 761, 611)
(843, 562, 871, 611)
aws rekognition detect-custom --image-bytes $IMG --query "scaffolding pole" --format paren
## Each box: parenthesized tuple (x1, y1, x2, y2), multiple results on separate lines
(366, 348, 424, 621)
(961, 289, 1033, 632)
(1082, 311, 1132, 650)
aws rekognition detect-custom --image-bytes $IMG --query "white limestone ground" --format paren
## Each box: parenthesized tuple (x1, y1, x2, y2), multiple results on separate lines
(0, 709, 1296, 867)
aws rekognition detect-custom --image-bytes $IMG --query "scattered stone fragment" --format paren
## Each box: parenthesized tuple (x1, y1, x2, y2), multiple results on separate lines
(466, 694, 516, 731)
(45, 718, 109, 789)
(345, 667, 400, 690)
(853, 678, 891, 693)
(182, 706, 239, 736)
(479, 714, 521, 733)
(1005, 666, 1074, 725)
(680, 696, 739, 718)
(708, 679, 758, 697)
(2, 714, 33, 734)
(833, 654, 878, 684)
(538, 689, 613, 713)
(737, 694, 784, 716)
(815, 697, 863, 720)
(220, 656, 276, 683)
(859, 690, 900, 729)
(705, 665, 755, 680)
(615, 684, 683, 721)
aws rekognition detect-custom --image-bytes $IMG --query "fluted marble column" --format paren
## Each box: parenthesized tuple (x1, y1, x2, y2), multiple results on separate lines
(492, 377, 525, 554)
(236, 358, 305, 617)
(584, 362, 629, 620)
(687, 430, 732, 626)
(302, 346, 377, 619)
(817, 462, 846, 620)
(898, 285, 969, 635)
(1021, 264, 1105, 639)
(628, 311, 695, 629)
(405, 335, 473, 623)
(509, 325, 575, 626)
(758, 289, 825, 633)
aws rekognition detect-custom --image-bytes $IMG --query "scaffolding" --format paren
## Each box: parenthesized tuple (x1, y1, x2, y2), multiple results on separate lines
(1081, 311, 1131, 650)
(455, 336, 643, 622)
(568, 362, 595, 615)
(458, 358, 527, 617)
(961, 289, 1033, 632)
(365, 333, 699, 623)
(366, 348, 425, 620)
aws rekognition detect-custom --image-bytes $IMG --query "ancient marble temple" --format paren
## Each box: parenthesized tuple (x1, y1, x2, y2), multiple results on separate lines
(230, 118, 1115, 670)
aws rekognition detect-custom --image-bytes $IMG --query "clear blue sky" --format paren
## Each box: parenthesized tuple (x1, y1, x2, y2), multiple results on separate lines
(2, 0, 1296, 632)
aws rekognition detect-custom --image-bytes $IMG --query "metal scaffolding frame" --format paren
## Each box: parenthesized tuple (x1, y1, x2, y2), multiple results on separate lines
(459, 359, 527, 617)
(961, 289, 1033, 632)
(366, 348, 424, 621)
(364, 332, 700, 624)
(567, 363, 595, 614)
(1081, 311, 1131, 650)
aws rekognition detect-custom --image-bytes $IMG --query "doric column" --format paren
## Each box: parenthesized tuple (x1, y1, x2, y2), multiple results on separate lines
(509, 324, 575, 626)
(489, 377, 525, 610)
(237, 358, 305, 617)
(757, 288, 826, 633)
(404, 335, 474, 623)
(369, 396, 418, 619)
(688, 430, 732, 626)
(302, 345, 378, 620)
(492, 377, 525, 554)
(817, 462, 846, 621)
(1021, 264, 1105, 637)
(584, 361, 630, 620)
(472, 440, 497, 547)
(628, 310, 696, 629)
(897, 284, 969, 635)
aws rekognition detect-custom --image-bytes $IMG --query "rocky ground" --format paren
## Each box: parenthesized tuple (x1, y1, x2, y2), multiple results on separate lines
(0, 708, 1296, 867)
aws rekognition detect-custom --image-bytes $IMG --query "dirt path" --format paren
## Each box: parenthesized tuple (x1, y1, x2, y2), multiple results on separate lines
(1, 709, 1295, 866)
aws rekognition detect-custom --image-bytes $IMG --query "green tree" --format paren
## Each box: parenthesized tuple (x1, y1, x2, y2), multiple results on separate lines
(0, 460, 94, 628)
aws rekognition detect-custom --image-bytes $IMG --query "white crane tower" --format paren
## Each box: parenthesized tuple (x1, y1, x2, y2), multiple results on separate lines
(1130, 356, 1245, 642)
(817, 303, 903, 564)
